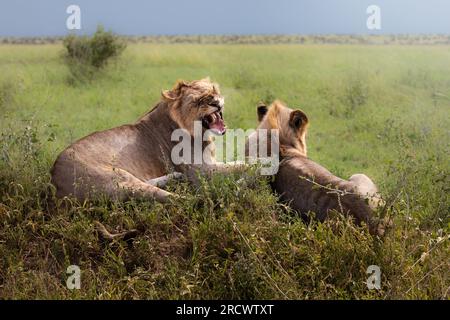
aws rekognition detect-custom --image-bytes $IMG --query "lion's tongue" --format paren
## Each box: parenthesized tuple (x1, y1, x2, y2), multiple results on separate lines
(209, 116, 226, 135)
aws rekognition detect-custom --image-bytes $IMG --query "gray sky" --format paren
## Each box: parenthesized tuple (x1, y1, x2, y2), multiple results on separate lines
(1, 0, 449, 37)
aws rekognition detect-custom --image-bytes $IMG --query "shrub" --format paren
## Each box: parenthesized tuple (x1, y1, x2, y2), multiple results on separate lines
(63, 26, 126, 80)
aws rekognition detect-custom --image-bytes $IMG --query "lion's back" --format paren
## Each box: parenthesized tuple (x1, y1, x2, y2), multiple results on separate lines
(50, 125, 138, 199)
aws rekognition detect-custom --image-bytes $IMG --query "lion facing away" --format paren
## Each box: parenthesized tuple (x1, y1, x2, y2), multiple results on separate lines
(51, 78, 227, 203)
(252, 100, 386, 235)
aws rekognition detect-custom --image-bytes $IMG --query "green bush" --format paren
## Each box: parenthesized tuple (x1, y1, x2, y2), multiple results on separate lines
(63, 26, 126, 80)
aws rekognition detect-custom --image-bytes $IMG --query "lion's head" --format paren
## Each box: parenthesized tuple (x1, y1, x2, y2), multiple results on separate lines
(256, 100, 309, 156)
(162, 78, 226, 136)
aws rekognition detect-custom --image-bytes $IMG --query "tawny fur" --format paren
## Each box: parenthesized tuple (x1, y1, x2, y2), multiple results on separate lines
(51, 78, 225, 203)
(252, 101, 384, 235)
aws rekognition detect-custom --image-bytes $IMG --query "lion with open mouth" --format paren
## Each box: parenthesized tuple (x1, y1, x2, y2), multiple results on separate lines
(51, 78, 227, 203)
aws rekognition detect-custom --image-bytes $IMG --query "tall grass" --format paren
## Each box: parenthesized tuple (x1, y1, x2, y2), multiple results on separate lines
(0, 43, 448, 299)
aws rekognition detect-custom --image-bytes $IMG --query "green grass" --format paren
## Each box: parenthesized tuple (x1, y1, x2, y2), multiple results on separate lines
(0, 43, 449, 299)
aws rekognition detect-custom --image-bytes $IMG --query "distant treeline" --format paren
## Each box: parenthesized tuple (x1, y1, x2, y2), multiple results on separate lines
(2, 34, 450, 45)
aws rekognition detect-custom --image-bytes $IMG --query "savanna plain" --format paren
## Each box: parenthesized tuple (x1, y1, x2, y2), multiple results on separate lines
(0, 41, 448, 299)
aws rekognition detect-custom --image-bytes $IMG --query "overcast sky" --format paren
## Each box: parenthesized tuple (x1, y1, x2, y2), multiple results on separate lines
(1, 0, 449, 37)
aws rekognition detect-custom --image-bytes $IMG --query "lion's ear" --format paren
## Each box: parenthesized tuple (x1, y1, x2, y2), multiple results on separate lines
(162, 80, 188, 101)
(161, 90, 176, 100)
(289, 110, 308, 130)
(257, 102, 268, 122)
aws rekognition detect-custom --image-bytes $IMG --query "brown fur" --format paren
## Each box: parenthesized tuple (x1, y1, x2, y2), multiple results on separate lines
(51, 78, 225, 203)
(253, 101, 385, 235)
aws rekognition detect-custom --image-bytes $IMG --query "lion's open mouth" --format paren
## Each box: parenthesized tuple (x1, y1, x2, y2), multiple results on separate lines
(202, 111, 226, 135)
